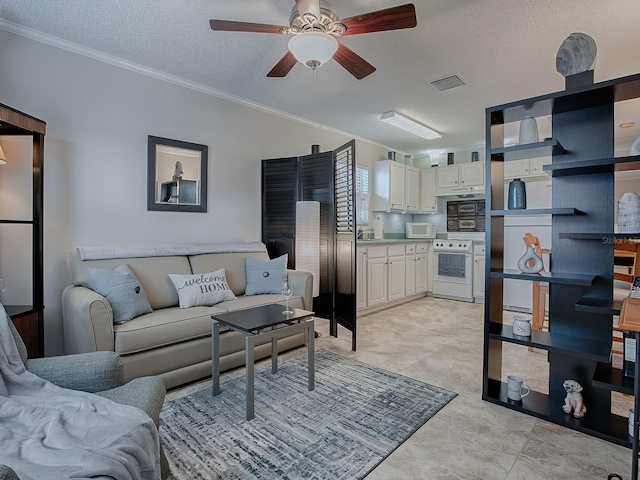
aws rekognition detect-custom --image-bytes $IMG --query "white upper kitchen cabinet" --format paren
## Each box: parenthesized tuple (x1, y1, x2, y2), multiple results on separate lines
(404, 165, 420, 212)
(373, 160, 405, 211)
(419, 168, 437, 213)
(435, 162, 485, 196)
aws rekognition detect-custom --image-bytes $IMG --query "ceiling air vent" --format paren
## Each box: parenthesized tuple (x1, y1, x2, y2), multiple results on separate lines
(428, 74, 467, 92)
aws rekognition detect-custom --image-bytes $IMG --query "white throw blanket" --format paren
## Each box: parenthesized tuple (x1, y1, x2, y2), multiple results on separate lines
(0, 305, 160, 480)
(77, 241, 267, 260)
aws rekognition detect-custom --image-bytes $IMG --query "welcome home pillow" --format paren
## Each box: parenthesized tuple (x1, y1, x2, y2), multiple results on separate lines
(245, 254, 287, 295)
(168, 268, 236, 308)
(87, 264, 153, 324)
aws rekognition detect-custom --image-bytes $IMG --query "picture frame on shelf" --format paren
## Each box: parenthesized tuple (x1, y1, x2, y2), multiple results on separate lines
(147, 135, 208, 212)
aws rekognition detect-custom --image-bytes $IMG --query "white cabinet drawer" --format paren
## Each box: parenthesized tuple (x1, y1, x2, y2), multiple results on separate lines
(388, 244, 405, 256)
(405, 244, 416, 254)
(367, 246, 387, 259)
(416, 243, 428, 253)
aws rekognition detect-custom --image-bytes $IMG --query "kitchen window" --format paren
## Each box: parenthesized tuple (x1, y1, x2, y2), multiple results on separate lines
(355, 166, 369, 225)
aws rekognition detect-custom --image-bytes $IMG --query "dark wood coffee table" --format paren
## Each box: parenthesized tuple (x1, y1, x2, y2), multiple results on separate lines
(211, 303, 315, 420)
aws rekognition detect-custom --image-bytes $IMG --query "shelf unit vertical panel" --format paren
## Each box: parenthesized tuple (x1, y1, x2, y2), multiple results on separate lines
(483, 112, 504, 394)
(549, 102, 615, 410)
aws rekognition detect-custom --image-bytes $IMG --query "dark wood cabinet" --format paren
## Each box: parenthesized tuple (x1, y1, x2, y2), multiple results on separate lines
(0, 104, 46, 358)
(483, 72, 640, 446)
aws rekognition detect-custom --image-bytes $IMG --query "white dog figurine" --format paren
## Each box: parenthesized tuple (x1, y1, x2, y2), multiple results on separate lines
(562, 379, 587, 418)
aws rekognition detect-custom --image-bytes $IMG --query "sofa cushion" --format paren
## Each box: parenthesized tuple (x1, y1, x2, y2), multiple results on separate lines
(87, 264, 153, 324)
(69, 250, 191, 310)
(245, 254, 288, 295)
(113, 306, 226, 355)
(168, 269, 236, 308)
(188, 251, 270, 296)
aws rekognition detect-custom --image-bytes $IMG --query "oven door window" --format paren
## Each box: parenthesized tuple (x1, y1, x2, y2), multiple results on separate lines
(437, 253, 467, 278)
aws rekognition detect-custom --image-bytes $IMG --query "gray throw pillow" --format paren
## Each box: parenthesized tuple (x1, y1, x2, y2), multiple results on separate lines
(245, 254, 287, 295)
(87, 264, 153, 324)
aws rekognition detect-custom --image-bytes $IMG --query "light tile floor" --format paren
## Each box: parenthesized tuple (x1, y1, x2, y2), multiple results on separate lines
(167, 297, 636, 479)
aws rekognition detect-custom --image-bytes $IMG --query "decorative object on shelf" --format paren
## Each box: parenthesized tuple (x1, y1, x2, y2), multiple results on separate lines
(618, 192, 640, 233)
(404, 154, 413, 166)
(471, 151, 480, 162)
(173, 160, 183, 180)
(562, 379, 587, 418)
(630, 408, 635, 438)
(630, 135, 640, 156)
(507, 178, 527, 209)
(517, 235, 544, 274)
(555, 32, 597, 77)
(518, 116, 539, 144)
(447, 152, 454, 165)
(506, 375, 530, 402)
(373, 217, 384, 240)
(512, 315, 532, 336)
(388, 151, 396, 161)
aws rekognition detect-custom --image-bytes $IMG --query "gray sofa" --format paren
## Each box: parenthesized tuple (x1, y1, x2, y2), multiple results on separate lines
(62, 243, 313, 389)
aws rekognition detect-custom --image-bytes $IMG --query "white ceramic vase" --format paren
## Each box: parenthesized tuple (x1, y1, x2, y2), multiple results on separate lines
(517, 246, 544, 274)
(618, 192, 640, 233)
(519, 116, 539, 144)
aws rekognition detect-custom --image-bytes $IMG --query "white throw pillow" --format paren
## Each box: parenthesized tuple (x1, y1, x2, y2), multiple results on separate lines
(169, 268, 236, 308)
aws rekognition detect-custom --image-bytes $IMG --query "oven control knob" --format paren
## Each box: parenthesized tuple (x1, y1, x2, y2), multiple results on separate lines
(448, 243, 453, 247)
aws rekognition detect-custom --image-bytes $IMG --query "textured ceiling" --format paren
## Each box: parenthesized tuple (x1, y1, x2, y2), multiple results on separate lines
(2, 0, 640, 157)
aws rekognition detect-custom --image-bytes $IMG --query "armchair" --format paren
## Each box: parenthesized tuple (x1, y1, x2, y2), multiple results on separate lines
(2, 317, 170, 480)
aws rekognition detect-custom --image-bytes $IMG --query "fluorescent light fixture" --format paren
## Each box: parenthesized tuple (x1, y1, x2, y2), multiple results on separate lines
(380, 111, 442, 140)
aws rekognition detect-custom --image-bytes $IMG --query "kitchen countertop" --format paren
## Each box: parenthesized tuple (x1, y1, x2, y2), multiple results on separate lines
(357, 238, 435, 244)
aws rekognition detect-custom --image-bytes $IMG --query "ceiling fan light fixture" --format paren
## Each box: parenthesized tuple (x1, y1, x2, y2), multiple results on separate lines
(288, 31, 338, 69)
(380, 111, 442, 141)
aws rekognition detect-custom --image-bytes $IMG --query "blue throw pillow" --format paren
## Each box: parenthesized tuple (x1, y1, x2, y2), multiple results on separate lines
(87, 264, 153, 324)
(245, 254, 288, 295)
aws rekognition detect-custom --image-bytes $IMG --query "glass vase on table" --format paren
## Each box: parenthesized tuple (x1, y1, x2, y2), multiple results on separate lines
(281, 280, 293, 315)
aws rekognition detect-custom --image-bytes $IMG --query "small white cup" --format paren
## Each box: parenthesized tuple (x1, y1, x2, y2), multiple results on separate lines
(507, 375, 530, 401)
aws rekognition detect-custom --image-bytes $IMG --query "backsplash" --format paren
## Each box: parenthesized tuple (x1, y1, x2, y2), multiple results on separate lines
(446, 199, 485, 232)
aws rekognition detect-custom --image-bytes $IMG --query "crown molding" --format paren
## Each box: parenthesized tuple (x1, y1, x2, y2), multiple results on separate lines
(0, 18, 398, 154)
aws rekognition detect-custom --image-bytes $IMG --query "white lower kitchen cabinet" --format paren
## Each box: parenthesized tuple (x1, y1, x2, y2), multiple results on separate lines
(366, 246, 388, 307)
(358, 241, 431, 313)
(405, 244, 416, 296)
(387, 244, 406, 301)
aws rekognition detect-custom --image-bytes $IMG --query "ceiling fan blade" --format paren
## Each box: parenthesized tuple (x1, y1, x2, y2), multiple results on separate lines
(209, 19, 286, 34)
(333, 43, 376, 80)
(339, 4, 417, 36)
(295, 0, 321, 18)
(267, 51, 298, 78)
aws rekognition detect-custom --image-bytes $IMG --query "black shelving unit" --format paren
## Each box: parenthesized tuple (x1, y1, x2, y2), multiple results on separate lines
(0, 104, 45, 358)
(483, 71, 640, 448)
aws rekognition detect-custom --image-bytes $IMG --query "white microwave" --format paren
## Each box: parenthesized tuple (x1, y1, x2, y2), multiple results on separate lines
(406, 222, 436, 239)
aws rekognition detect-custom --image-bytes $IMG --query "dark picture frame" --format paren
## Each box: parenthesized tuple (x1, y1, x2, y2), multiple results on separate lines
(147, 136, 208, 212)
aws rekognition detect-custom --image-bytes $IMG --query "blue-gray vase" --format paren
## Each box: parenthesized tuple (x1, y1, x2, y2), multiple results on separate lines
(508, 178, 527, 209)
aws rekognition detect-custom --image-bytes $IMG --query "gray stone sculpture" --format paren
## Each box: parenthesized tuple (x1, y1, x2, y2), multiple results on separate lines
(173, 161, 183, 180)
(556, 33, 597, 77)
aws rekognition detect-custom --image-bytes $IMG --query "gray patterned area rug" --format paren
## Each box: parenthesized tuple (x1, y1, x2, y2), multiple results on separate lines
(160, 349, 456, 479)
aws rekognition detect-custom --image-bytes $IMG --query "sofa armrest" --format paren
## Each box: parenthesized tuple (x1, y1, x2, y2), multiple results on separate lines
(62, 285, 115, 354)
(26, 351, 125, 393)
(287, 269, 313, 311)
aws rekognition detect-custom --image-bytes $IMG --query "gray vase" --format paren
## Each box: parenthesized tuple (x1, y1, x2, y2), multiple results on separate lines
(508, 178, 527, 210)
(518, 246, 544, 274)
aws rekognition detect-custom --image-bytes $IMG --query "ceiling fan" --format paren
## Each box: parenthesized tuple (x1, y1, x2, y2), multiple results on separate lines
(209, 1, 417, 80)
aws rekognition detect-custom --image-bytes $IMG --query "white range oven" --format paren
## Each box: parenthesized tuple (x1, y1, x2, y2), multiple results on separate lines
(432, 239, 474, 302)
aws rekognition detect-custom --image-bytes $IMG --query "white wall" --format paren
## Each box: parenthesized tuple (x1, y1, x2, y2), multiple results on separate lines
(0, 29, 390, 354)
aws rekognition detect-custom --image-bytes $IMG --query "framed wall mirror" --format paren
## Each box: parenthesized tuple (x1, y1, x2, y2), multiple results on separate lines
(147, 136, 208, 212)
